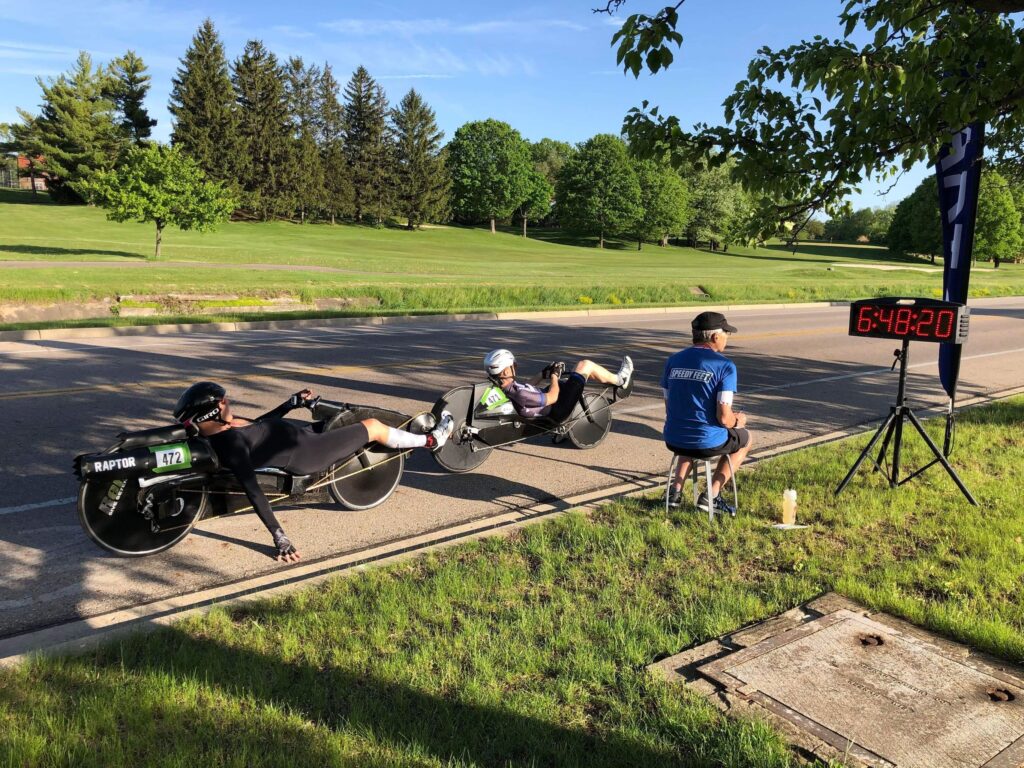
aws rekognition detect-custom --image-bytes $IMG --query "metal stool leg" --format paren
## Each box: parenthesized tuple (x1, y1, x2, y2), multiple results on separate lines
(665, 454, 679, 515)
(725, 454, 738, 517)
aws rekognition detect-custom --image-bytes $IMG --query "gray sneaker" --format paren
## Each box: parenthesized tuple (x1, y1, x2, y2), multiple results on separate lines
(667, 486, 683, 509)
(617, 355, 634, 388)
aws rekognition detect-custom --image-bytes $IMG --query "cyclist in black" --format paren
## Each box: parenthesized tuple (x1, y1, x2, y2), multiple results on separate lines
(174, 382, 453, 562)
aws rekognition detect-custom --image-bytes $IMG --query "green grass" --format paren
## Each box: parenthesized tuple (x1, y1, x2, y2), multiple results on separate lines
(2, 188, 1023, 327)
(2, 397, 1022, 766)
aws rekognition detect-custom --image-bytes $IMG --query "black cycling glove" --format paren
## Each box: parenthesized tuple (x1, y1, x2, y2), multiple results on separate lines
(272, 528, 297, 559)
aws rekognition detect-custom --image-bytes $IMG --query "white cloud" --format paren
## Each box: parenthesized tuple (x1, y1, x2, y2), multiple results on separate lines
(320, 17, 586, 37)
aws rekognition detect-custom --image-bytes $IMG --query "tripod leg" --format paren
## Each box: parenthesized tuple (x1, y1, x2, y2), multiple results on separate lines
(873, 413, 899, 475)
(835, 412, 896, 496)
(890, 411, 906, 488)
(905, 410, 978, 506)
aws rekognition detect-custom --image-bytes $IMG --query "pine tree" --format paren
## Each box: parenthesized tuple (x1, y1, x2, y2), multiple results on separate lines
(12, 51, 122, 203)
(318, 64, 352, 224)
(390, 88, 448, 229)
(232, 40, 294, 220)
(342, 67, 393, 224)
(106, 51, 156, 144)
(284, 57, 325, 222)
(169, 19, 238, 187)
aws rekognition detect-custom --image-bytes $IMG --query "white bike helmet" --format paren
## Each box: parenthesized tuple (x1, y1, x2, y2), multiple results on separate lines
(484, 348, 516, 378)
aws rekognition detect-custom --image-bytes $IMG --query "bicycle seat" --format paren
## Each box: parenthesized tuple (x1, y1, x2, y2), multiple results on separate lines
(118, 424, 190, 449)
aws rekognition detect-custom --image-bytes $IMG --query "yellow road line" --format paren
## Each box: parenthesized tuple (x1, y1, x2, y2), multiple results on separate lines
(0, 318, 993, 402)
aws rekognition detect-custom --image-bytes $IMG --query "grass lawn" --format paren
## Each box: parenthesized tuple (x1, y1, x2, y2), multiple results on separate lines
(2, 398, 1022, 766)
(2, 188, 1023, 325)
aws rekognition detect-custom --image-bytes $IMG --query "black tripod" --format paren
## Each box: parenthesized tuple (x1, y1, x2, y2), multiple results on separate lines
(835, 339, 977, 505)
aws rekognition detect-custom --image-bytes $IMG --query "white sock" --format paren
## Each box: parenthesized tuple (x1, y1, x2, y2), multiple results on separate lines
(384, 427, 427, 449)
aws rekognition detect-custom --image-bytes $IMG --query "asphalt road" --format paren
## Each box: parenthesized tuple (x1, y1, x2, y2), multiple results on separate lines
(2, 298, 1023, 638)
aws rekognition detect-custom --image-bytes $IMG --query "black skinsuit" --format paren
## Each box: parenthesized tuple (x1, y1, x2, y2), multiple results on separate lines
(208, 399, 369, 535)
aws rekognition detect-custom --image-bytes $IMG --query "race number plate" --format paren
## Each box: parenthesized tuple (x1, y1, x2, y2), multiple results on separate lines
(150, 442, 193, 473)
(480, 386, 511, 411)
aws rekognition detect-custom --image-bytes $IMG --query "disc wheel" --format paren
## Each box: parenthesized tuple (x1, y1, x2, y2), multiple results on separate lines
(78, 475, 208, 557)
(432, 386, 492, 473)
(325, 406, 407, 511)
(567, 392, 613, 449)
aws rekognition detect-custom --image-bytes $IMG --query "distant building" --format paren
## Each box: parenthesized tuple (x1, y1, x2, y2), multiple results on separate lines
(17, 155, 49, 191)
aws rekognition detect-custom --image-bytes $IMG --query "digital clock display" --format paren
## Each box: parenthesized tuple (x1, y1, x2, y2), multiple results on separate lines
(848, 298, 969, 344)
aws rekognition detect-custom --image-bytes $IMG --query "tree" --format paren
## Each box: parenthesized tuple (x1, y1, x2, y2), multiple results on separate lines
(530, 138, 575, 188)
(824, 208, 878, 242)
(76, 144, 235, 258)
(555, 134, 642, 248)
(514, 169, 553, 237)
(391, 88, 449, 229)
(318, 64, 352, 224)
(343, 67, 393, 224)
(105, 51, 156, 144)
(232, 40, 294, 220)
(447, 119, 532, 233)
(169, 19, 238, 187)
(631, 158, 690, 249)
(887, 178, 941, 261)
(602, 2, 1024, 231)
(974, 170, 1022, 267)
(284, 57, 325, 223)
(687, 161, 742, 250)
(11, 52, 122, 203)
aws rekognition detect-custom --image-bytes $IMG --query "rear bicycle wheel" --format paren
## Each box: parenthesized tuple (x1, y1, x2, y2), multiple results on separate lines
(431, 386, 492, 473)
(567, 392, 613, 449)
(78, 475, 208, 557)
(325, 406, 407, 511)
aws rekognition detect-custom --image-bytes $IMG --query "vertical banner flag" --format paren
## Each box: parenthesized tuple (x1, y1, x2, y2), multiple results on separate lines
(935, 122, 984, 399)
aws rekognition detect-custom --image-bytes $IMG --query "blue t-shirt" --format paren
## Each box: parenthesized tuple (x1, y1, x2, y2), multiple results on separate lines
(661, 346, 738, 449)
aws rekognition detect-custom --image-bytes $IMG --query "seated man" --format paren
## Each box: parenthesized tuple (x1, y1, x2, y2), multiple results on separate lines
(173, 382, 453, 562)
(484, 348, 633, 423)
(662, 311, 753, 513)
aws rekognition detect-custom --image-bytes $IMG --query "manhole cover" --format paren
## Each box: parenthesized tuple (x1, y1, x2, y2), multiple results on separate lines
(651, 595, 1024, 767)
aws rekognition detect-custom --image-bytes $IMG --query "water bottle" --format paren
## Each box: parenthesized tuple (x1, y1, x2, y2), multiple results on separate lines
(782, 489, 798, 525)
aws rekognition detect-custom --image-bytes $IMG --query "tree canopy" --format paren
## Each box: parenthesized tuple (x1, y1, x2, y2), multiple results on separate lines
(602, 1, 1024, 232)
(555, 134, 642, 248)
(76, 143, 235, 258)
(447, 119, 532, 233)
(12, 52, 123, 202)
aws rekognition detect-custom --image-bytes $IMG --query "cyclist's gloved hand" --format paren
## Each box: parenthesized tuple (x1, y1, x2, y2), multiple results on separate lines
(542, 362, 563, 379)
(272, 528, 301, 562)
(289, 388, 315, 408)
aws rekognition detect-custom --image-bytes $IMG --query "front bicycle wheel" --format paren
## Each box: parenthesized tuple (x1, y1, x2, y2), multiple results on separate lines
(78, 475, 208, 557)
(431, 386, 492, 473)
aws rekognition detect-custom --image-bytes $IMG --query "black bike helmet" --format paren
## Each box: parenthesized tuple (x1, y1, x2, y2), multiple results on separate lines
(173, 381, 227, 424)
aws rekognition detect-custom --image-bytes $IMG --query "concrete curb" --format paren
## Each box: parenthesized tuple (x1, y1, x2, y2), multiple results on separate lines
(0, 302, 847, 343)
(4, 381, 1022, 667)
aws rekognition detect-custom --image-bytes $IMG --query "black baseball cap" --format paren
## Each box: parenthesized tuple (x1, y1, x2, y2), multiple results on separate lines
(692, 311, 737, 333)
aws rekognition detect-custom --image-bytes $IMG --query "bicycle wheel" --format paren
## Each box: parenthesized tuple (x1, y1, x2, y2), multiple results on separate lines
(567, 392, 613, 449)
(431, 386, 492, 473)
(325, 406, 407, 511)
(78, 475, 208, 556)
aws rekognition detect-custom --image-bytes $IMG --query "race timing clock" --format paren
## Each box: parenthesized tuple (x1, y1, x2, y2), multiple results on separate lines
(848, 297, 969, 344)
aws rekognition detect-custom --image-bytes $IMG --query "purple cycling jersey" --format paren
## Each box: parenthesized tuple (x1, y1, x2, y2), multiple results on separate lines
(503, 379, 550, 418)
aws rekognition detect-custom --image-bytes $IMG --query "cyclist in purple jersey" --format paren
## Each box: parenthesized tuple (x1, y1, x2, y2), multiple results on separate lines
(483, 349, 634, 423)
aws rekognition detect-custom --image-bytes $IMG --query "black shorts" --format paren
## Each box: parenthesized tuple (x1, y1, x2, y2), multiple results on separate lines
(666, 428, 750, 459)
(548, 373, 587, 423)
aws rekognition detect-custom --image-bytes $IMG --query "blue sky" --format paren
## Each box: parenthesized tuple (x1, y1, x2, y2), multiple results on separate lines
(0, 0, 930, 210)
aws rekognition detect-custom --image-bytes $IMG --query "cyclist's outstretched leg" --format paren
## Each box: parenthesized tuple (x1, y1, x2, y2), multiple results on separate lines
(362, 414, 453, 451)
(574, 356, 633, 388)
